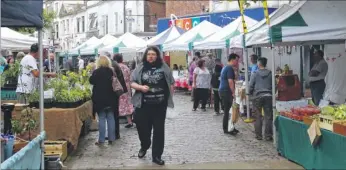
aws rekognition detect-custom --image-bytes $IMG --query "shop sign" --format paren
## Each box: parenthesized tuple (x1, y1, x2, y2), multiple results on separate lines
(169, 16, 210, 31)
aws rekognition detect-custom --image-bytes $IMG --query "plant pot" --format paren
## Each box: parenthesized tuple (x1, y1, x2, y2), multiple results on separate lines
(55, 102, 64, 108)
(13, 140, 29, 153)
(29, 102, 39, 108)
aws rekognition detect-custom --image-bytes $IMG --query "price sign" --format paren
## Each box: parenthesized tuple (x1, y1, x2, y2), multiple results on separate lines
(44, 89, 54, 99)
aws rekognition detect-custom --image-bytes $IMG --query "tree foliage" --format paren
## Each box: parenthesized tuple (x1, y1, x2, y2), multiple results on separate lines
(12, 8, 56, 34)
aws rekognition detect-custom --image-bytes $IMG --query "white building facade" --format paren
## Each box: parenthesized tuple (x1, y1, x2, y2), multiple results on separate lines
(44, 0, 147, 51)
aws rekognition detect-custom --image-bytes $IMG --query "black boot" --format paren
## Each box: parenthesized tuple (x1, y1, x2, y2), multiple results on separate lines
(152, 157, 165, 165)
(138, 149, 147, 158)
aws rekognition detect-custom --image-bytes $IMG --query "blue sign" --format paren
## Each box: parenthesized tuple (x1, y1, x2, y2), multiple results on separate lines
(157, 7, 276, 33)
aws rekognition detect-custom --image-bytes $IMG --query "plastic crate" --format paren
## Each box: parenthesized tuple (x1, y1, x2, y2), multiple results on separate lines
(1, 88, 17, 101)
(44, 141, 68, 161)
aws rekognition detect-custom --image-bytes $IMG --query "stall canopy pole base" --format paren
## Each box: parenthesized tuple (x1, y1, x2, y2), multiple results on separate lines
(271, 46, 277, 147)
(38, 29, 45, 170)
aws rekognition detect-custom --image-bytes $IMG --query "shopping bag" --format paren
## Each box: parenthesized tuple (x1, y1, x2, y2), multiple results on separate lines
(231, 102, 240, 123)
(307, 119, 322, 146)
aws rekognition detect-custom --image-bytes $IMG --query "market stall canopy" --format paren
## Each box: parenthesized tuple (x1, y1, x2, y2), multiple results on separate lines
(147, 26, 185, 46)
(1, 27, 49, 50)
(69, 36, 101, 55)
(246, 1, 346, 47)
(162, 20, 222, 51)
(193, 15, 258, 50)
(1, 0, 43, 28)
(100, 32, 147, 54)
(138, 26, 185, 52)
(79, 34, 117, 55)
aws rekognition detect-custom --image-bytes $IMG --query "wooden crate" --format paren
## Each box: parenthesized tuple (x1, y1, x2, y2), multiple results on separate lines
(303, 116, 314, 126)
(44, 141, 68, 161)
(333, 121, 346, 137)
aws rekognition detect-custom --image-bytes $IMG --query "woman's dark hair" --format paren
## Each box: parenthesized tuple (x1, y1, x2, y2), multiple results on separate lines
(197, 59, 205, 68)
(142, 46, 163, 65)
(113, 53, 123, 63)
(258, 57, 268, 67)
(173, 64, 178, 70)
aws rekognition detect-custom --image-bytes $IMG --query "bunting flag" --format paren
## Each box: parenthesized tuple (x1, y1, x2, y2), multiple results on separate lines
(237, 0, 248, 33)
(262, 0, 270, 25)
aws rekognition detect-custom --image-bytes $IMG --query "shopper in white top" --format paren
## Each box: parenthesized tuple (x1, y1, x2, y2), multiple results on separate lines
(16, 43, 56, 104)
(78, 56, 85, 71)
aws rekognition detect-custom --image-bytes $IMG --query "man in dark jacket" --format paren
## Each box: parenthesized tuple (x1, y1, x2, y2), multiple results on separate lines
(211, 59, 223, 115)
(249, 57, 273, 141)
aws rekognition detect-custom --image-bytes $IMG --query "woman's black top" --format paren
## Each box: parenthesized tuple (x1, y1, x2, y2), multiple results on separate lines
(211, 64, 223, 89)
(141, 62, 168, 105)
(89, 67, 116, 112)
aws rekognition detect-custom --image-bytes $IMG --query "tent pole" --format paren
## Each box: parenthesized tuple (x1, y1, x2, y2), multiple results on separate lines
(271, 46, 277, 147)
(38, 29, 45, 170)
(243, 47, 252, 123)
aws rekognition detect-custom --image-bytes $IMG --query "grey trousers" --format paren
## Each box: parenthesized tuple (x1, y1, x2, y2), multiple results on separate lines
(16, 93, 28, 104)
(253, 96, 273, 138)
(310, 80, 326, 106)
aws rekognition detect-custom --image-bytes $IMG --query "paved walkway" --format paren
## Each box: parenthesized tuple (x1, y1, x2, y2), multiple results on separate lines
(65, 92, 302, 169)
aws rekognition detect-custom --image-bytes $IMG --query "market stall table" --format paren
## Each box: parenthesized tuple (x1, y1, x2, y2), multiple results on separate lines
(17, 101, 92, 150)
(275, 115, 346, 169)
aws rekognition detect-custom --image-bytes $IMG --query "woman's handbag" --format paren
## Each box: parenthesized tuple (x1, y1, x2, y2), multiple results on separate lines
(112, 69, 124, 97)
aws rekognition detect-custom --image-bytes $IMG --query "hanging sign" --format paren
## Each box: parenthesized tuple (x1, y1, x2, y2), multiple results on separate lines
(192, 17, 200, 27)
(175, 19, 184, 28)
(183, 18, 192, 30)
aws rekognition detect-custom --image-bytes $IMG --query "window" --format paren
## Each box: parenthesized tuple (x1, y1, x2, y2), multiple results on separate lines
(55, 24, 59, 38)
(77, 18, 80, 33)
(115, 12, 118, 32)
(66, 19, 69, 33)
(54, 2, 58, 12)
(63, 20, 66, 34)
(104, 15, 108, 34)
(82, 16, 85, 32)
(127, 10, 132, 32)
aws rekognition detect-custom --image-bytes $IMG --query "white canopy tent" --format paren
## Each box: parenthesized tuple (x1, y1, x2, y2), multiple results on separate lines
(162, 20, 222, 51)
(138, 26, 185, 52)
(1, 27, 49, 50)
(193, 16, 258, 50)
(79, 34, 117, 55)
(69, 36, 101, 55)
(246, 1, 346, 47)
(100, 32, 147, 54)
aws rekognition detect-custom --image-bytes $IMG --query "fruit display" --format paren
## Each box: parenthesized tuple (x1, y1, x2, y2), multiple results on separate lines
(280, 105, 320, 121)
(321, 104, 346, 120)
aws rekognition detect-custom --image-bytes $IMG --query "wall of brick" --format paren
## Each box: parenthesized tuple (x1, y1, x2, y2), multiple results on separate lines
(166, 1, 209, 17)
(144, 0, 166, 32)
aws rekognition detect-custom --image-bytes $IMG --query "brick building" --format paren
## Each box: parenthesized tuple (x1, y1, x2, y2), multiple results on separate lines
(165, 1, 209, 17)
(144, 0, 166, 32)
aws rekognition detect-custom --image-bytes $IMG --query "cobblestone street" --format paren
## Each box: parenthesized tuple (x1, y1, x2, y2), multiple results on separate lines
(66, 92, 301, 169)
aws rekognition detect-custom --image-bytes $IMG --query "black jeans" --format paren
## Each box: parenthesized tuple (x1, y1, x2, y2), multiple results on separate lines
(193, 88, 209, 109)
(253, 96, 273, 138)
(134, 104, 167, 158)
(310, 80, 326, 106)
(219, 91, 233, 132)
(213, 90, 224, 113)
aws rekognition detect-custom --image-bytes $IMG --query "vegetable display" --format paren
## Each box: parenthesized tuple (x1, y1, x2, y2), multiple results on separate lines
(321, 104, 346, 120)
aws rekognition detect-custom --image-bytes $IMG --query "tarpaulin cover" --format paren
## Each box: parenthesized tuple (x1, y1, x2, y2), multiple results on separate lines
(1, 0, 43, 28)
(276, 116, 346, 169)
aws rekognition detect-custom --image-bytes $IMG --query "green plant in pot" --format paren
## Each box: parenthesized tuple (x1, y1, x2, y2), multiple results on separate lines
(12, 108, 38, 141)
(3, 61, 20, 88)
(28, 90, 39, 108)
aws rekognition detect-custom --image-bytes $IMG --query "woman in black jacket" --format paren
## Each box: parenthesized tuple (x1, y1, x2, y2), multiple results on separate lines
(211, 60, 224, 115)
(89, 55, 120, 145)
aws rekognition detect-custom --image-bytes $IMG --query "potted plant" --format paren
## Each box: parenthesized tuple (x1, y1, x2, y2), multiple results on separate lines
(28, 91, 39, 108)
(3, 61, 20, 88)
(11, 107, 38, 153)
